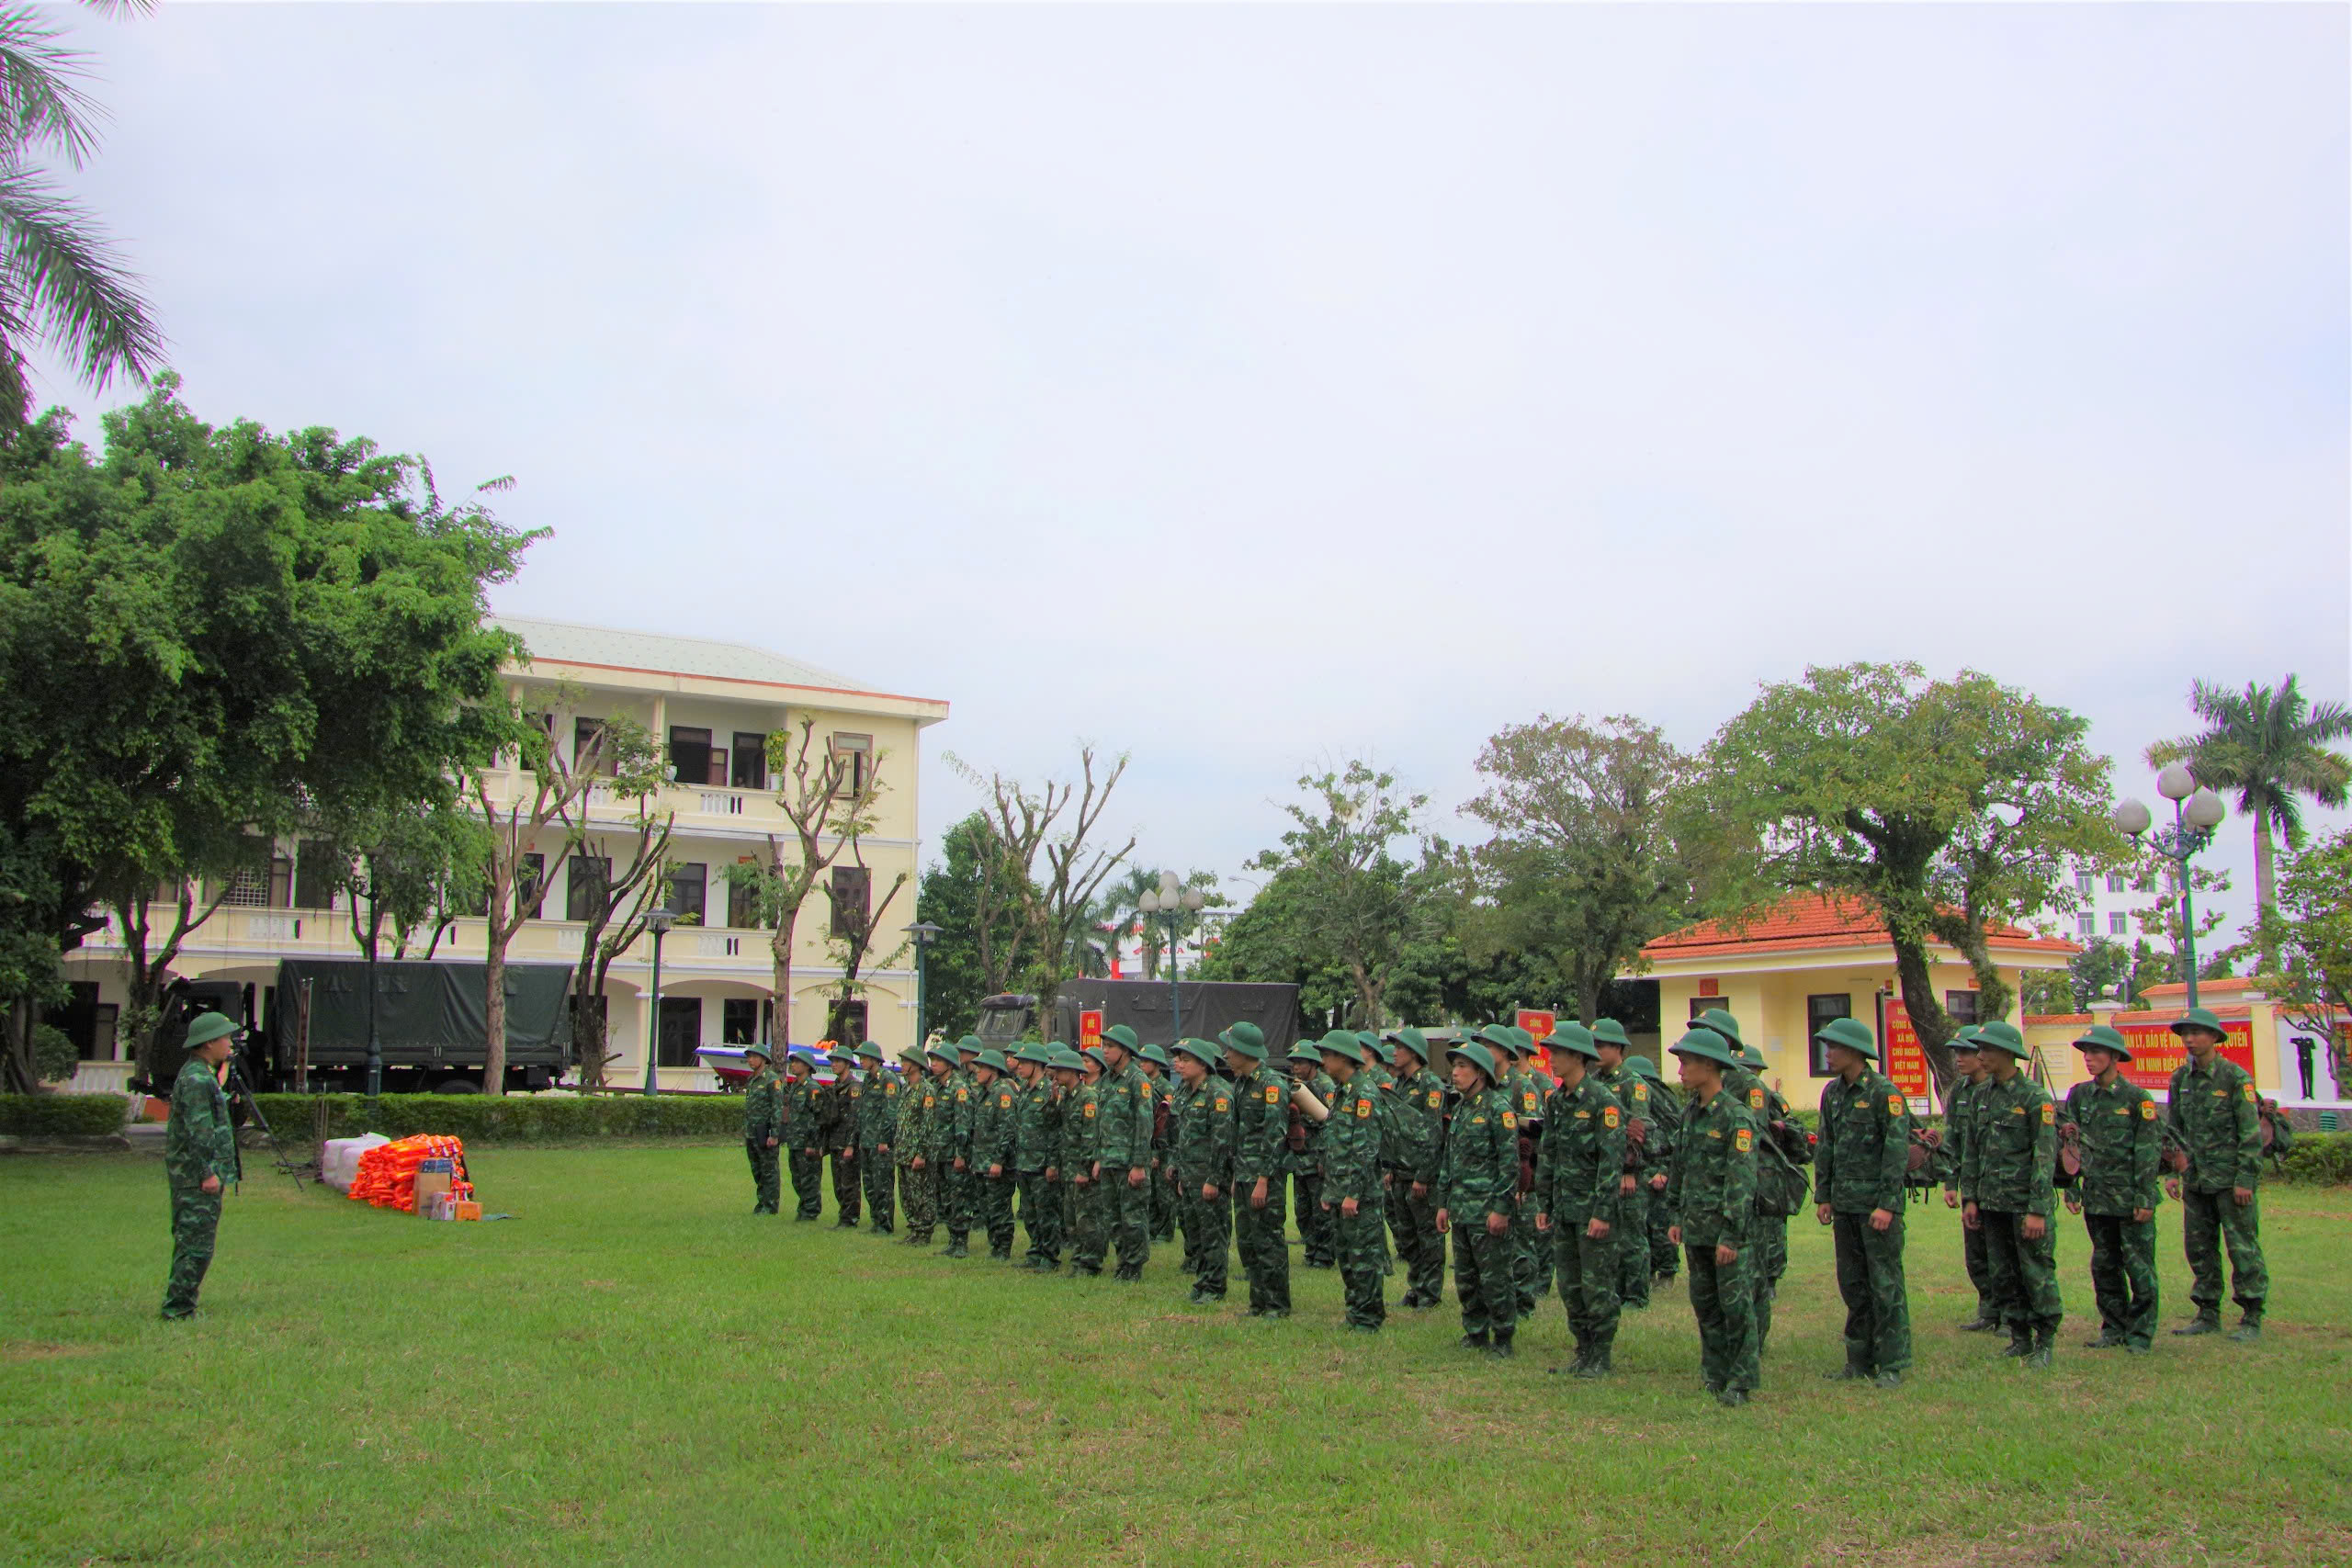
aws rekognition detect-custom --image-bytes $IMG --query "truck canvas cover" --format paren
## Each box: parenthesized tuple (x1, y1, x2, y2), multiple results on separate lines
(1054, 979, 1302, 1056)
(269, 958, 573, 1069)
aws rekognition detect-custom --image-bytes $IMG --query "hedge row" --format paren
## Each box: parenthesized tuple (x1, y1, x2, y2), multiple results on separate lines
(246, 1092, 744, 1145)
(2277, 1131, 2352, 1186)
(0, 1094, 130, 1137)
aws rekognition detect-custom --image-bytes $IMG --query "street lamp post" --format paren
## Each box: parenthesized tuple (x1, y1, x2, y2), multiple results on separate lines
(2112, 763, 2228, 1008)
(1137, 870, 1206, 1043)
(906, 920, 944, 1048)
(642, 907, 675, 1096)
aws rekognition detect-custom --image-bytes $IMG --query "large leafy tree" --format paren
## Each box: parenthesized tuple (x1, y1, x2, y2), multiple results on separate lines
(2148, 675, 2352, 923)
(0, 0, 165, 423)
(2252, 828, 2352, 1089)
(1694, 662, 2124, 1088)
(1462, 714, 1694, 1023)
(0, 378, 535, 1089)
(911, 812, 1031, 1041)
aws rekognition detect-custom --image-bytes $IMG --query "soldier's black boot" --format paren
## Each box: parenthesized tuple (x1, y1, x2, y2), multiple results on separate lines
(2227, 1310, 2263, 1344)
(1957, 1308, 1998, 1333)
(2172, 1307, 2222, 1337)
(1823, 1351, 1869, 1382)
(944, 1234, 970, 1258)
(2024, 1328, 2054, 1370)
(1574, 1346, 1611, 1381)
(1457, 1330, 1489, 1351)
(1872, 1369, 1902, 1388)
(2084, 1329, 2125, 1349)
(1549, 1347, 1590, 1377)
(1487, 1329, 1516, 1360)
(1998, 1329, 2031, 1359)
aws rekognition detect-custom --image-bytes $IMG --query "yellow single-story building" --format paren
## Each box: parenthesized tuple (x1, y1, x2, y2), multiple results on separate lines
(1633, 894, 2079, 1112)
(2025, 976, 2347, 1109)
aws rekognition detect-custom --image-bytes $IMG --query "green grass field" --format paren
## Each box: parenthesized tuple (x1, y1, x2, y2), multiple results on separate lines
(6, 1145, 2351, 1567)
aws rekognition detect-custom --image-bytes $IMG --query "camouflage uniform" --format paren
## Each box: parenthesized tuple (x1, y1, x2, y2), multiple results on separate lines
(1355, 1032, 1396, 1278)
(1536, 1069, 1625, 1371)
(1438, 1055, 1520, 1351)
(1066, 1067, 1108, 1275)
(2064, 1061, 2162, 1349)
(1231, 1048, 1293, 1315)
(1171, 1046, 1236, 1301)
(1944, 1069, 1998, 1327)
(782, 1066, 824, 1220)
(1288, 1054, 1339, 1268)
(940, 1062, 979, 1256)
(163, 1055, 239, 1319)
(1012, 1054, 1065, 1269)
(1962, 1050, 2064, 1359)
(2166, 1044, 2268, 1328)
(896, 1058, 942, 1244)
(1594, 1058, 1656, 1307)
(855, 1055, 900, 1233)
(1143, 1060, 1177, 1245)
(971, 1065, 1021, 1258)
(1668, 1072, 1759, 1400)
(1097, 1055, 1156, 1280)
(1503, 1054, 1555, 1316)
(816, 1065, 862, 1227)
(1385, 1038, 1447, 1309)
(1634, 1063, 1685, 1284)
(1319, 1041, 1386, 1329)
(1722, 1060, 1805, 1357)
(741, 1055, 785, 1214)
(1814, 1056, 1914, 1378)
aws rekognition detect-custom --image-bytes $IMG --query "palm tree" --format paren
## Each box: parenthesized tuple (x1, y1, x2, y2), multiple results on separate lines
(0, 1, 164, 423)
(2148, 675, 2352, 918)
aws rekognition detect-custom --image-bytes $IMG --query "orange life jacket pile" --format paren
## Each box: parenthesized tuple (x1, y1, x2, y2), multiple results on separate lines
(347, 1134, 473, 1213)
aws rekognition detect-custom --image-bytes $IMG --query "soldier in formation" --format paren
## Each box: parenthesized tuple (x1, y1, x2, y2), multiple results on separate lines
(1382, 1027, 1446, 1310)
(1942, 1026, 1998, 1331)
(2165, 1007, 2268, 1341)
(741, 1042, 784, 1215)
(854, 1042, 898, 1235)
(1226, 1022, 1293, 1317)
(1534, 1023, 1623, 1377)
(817, 1044, 862, 1229)
(1589, 1022, 1662, 1309)
(1812, 1016, 1911, 1387)
(782, 1048, 823, 1221)
(1436, 1038, 1519, 1358)
(1664, 1026, 1759, 1406)
(2063, 1023, 2161, 1351)
(1170, 1037, 1235, 1303)
(1961, 1021, 2063, 1367)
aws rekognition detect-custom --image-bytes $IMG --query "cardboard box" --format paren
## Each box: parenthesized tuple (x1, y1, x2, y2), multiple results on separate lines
(455, 1200, 481, 1222)
(413, 1170, 453, 1213)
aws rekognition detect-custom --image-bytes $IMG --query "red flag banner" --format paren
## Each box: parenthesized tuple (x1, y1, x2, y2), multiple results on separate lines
(2115, 1019, 2256, 1092)
(1883, 998, 1931, 1100)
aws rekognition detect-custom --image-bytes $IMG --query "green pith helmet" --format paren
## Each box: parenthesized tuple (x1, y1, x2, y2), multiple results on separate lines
(1625, 1055, 1664, 1084)
(1590, 1019, 1632, 1051)
(957, 1034, 983, 1055)
(1286, 1041, 1323, 1064)
(1081, 1046, 1111, 1070)
(2073, 1023, 2132, 1061)
(1317, 1028, 1365, 1066)
(1047, 1045, 1086, 1073)
(927, 1044, 958, 1066)
(744, 1042, 773, 1063)
(1510, 1025, 1536, 1054)
(1139, 1043, 1171, 1069)
(1384, 1026, 1430, 1063)
(1668, 1027, 1740, 1070)
(1100, 1023, 1141, 1054)
(1550, 1024, 1600, 1062)
(1737, 1042, 1767, 1070)
(1951, 1024, 1984, 1055)
(2171, 1007, 2227, 1040)
(1973, 1020, 2029, 1058)
(1171, 1037, 1218, 1066)
(183, 1013, 239, 1049)
(1354, 1030, 1382, 1056)
(1476, 1023, 1520, 1058)
(1220, 1027, 1267, 1063)
(1697, 1008, 1743, 1044)
(975, 1049, 1010, 1074)
(1012, 1043, 1054, 1066)
(1447, 1040, 1501, 1084)
(854, 1042, 884, 1063)
(1814, 1016, 1878, 1061)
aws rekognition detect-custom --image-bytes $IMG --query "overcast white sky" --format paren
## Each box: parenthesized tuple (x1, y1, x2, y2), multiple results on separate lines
(26, 3, 2350, 945)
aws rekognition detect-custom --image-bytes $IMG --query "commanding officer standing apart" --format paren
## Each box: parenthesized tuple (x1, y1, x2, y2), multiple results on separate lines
(1812, 1017, 1912, 1388)
(741, 1042, 784, 1215)
(1943, 1027, 1999, 1332)
(2165, 1006, 2269, 1342)
(1534, 1023, 1624, 1379)
(1224, 1023, 1293, 1319)
(854, 1043, 898, 1235)
(162, 1013, 242, 1320)
(1666, 1027, 1759, 1408)
(1170, 1039, 1235, 1304)
(2064, 1024, 2162, 1352)
(1962, 1021, 2063, 1368)
(1436, 1039, 1520, 1358)
(1317, 1031, 1387, 1332)
(1094, 1025, 1156, 1281)
(1383, 1028, 1447, 1310)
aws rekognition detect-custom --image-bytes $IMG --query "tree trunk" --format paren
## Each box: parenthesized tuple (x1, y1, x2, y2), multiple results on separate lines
(482, 920, 510, 1094)
(2254, 799, 2277, 919)
(1890, 929, 1959, 1093)
(770, 909, 797, 1051)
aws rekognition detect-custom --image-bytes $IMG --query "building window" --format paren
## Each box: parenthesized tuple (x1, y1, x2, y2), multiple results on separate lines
(1945, 991, 1980, 1027)
(722, 998, 762, 1045)
(2106, 873, 2126, 894)
(566, 855, 611, 923)
(292, 840, 339, 911)
(573, 718, 616, 777)
(831, 732, 873, 796)
(656, 997, 703, 1067)
(2109, 911, 2128, 937)
(730, 732, 769, 791)
(668, 862, 707, 925)
(2075, 871, 2095, 897)
(727, 874, 762, 931)
(830, 864, 870, 938)
(670, 727, 724, 787)
(2077, 913, 2097, 937)
(1689, 996, 1724, 1022)
(1804, 994, 1851, 1075)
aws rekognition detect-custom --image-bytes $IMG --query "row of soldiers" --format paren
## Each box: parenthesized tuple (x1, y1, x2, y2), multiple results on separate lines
(732, 1003, 2274, 1408)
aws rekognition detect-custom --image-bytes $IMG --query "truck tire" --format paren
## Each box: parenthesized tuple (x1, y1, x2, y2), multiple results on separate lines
(435, 1077, 481, 1095)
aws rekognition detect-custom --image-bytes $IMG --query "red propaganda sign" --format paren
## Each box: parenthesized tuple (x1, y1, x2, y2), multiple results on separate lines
(2115, 1019, 2256, 1092)
(1078, 1010, 1104, 1049)
(1881, 998, 1931, 1100)
(1516, 1009, 1557, 1043)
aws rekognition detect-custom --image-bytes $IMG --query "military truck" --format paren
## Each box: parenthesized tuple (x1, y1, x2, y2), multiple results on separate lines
(974, 978, 1302, 1058)
(258, 957, 577, 1093)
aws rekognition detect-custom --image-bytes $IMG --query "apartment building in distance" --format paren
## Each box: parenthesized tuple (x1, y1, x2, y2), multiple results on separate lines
(54, 617, 949, 1093)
